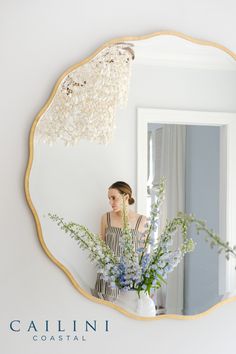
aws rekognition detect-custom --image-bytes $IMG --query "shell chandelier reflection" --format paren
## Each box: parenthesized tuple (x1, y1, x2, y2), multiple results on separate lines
(35, 43, 135, 145)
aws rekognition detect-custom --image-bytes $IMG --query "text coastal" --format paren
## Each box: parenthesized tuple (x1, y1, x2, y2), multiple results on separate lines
(9, 319, 110, 342)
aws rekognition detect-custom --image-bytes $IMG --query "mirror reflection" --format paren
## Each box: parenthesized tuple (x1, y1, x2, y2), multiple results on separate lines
(28, 34, 236, 317)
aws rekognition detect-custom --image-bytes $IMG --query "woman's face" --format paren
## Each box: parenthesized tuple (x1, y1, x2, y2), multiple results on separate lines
(108, 188, 128, 212)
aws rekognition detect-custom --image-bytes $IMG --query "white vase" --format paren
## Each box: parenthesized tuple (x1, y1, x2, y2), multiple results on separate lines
(114, 290, 156, 317)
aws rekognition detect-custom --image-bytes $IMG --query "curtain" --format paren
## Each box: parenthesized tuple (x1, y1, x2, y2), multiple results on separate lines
(150, 124, 186, 314)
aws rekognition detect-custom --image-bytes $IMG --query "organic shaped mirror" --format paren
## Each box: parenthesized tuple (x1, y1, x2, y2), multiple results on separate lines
(25, 32, 236, 319)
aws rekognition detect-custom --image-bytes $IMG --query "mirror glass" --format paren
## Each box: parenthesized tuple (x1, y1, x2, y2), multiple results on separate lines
(28, 34, 236, 317)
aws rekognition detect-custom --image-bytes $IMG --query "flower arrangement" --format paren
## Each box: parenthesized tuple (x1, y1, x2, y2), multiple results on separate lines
(49, 179, 236, 297)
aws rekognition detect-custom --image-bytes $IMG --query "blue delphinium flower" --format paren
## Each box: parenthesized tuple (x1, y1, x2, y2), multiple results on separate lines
(49, 178, 203, 297)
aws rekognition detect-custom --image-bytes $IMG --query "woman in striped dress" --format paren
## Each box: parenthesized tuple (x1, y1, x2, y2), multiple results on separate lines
(92, 181, 146, 302)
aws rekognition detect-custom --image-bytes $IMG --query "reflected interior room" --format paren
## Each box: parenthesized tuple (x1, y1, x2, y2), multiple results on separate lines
(147, 123, 220, 315)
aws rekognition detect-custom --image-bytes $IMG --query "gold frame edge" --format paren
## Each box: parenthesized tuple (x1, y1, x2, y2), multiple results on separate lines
(24, 30, 236, 321)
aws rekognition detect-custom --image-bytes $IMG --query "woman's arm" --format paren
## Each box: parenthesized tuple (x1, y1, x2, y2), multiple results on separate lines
(100, 214, 106, 241)
(139, 215, 147, 233)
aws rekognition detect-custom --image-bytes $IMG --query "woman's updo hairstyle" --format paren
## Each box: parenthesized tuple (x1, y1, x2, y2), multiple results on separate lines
(109, 181, 135, 205)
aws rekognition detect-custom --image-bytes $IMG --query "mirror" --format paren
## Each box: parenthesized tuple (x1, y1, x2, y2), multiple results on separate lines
(26, 32, 236, 318)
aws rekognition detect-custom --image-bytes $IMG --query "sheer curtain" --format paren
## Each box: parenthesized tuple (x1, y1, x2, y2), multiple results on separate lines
(150, 124, 186, 314)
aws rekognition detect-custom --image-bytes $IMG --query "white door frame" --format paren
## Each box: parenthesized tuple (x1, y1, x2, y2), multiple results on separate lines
(137, 107, 236, 299)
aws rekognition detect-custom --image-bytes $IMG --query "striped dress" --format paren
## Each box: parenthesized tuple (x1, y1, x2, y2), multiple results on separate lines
(92, 212, 143, 302)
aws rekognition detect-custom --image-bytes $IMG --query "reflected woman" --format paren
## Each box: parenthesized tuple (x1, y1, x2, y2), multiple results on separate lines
(92, 181, 146, 302)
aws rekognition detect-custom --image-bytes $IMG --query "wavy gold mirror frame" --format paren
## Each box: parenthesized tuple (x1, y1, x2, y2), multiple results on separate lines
(24, 30, 236, 320)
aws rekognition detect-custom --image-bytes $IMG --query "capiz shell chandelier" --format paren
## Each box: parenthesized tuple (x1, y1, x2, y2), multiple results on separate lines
(35, 43, 135, 145)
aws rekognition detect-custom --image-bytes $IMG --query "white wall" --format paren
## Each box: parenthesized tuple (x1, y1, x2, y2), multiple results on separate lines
(1, 1, 236, 353)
